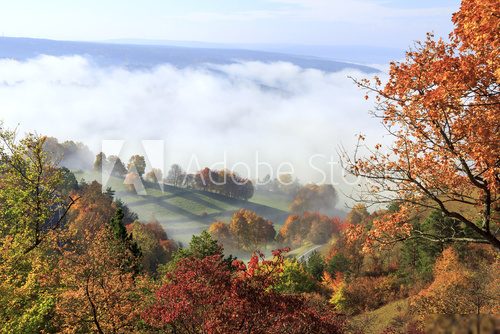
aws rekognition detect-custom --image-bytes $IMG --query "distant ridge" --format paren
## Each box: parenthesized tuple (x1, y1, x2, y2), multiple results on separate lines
(0, 36, 379, 73)
(107, 39, 403, 64)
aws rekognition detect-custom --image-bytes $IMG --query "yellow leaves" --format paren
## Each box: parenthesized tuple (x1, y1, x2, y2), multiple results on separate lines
(495, 67, 500, 82)
(410, 246, 500, 318)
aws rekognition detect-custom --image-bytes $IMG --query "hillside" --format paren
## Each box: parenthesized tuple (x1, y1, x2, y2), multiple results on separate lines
(350, 299, 409, 334)
(0, 37, 379, 73)
(74, 171, 290, 244)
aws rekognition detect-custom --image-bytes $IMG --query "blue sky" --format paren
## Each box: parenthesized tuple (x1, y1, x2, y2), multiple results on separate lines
(0, 0, 460, 48)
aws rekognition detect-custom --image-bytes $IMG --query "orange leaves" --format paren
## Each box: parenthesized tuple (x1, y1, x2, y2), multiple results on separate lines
(323, 271, 344, 293)
(235, 248, 289, 283)
(363, 207, 412, 251)
(410, 246, 500, 316)
(279, 212, 342, 246)
(208, 220, 232, 245)
(289, 184, 339, 216)
(344, 223, 366, 245)
(228, 209, 276, 250)
(344, 206, 413, 253)
(55, 182, 145, 333)
(345, 0, 500, 249)
(451, 0, 500, 52)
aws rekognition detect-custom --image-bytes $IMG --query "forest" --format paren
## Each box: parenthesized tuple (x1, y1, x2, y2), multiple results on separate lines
(0, 0, 499, 333)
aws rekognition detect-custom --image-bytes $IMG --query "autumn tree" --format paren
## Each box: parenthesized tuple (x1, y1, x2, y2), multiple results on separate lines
(142, 249, 344, 334)
(279, 212, 342, 246)
(0, 127, 79, 332)
(345, 0, 500, 249)
(128, 220, 177, 273)
(127, 155, 146, 177)
(166, 163, 185, 187)
(210, 213, 276, 251)
(229, 209, 276, 250)
(192, 167, 254, 200)
(290, 184, 339, 214)
(226, 171, 254, 200)
(273, 258, 317, 294)
(145, 168, 163, 184)
(55, 181, 145, 333)
(329, 274, 401, 315)
(410, 246, 499, 332)
(208, 221, 233, 247)
(0, 128, 79, 253)
(195, 167, 211, 191)
(93, 152, 107, 172)
(345, 204, 370, 225)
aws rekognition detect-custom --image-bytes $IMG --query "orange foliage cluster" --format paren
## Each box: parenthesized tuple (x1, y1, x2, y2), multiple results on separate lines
(54, 182, 146, 333)
(346, 0, 499, 250)
(290, 184, 338, 214)
(278, 212, 343, 246)
(209, 209, 276, 250)
(410, 246, 500, 316)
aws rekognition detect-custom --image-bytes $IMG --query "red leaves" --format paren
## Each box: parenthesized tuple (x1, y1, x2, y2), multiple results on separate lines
(142, 251, 344, 334)
(143, 255, 232, 329)
(272, 247, 289, 257)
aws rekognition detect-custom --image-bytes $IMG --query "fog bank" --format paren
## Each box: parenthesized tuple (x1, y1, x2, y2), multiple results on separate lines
(0, 55, 387, 196)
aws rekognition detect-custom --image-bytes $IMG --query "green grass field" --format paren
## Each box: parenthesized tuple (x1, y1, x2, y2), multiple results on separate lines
(74, 171, 290, 244)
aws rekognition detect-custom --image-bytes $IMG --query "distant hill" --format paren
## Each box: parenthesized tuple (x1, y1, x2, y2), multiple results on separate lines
(0, 37, 379, 73)
(108, 39, 403, 64)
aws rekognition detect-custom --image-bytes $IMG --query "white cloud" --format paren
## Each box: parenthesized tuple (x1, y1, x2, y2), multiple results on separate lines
(0, 55, 387, 197)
